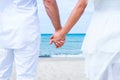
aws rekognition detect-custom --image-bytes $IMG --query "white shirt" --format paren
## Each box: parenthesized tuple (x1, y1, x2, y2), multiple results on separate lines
(0, 0, 40, 49)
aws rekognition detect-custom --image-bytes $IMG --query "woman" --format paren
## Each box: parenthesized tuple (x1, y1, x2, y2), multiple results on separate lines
(51, 0, 120, 80)
(82, 0, 120, 80)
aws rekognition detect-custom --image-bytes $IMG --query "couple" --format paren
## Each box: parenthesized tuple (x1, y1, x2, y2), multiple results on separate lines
(48, 0, 120, 80)
(0, 0, 120, 80)
(45, 0, 120, 80)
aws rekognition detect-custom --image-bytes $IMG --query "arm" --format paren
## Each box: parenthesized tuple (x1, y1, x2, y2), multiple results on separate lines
(43, 0, 62, 31)
(60, 0, 88, 36)
(43, 0, 65, 47)
(51, 0, 88, 48)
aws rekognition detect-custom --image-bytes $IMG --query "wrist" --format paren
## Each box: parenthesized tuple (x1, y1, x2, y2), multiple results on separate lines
(59, 29, 67, 38)
(55, 26, 62, 32)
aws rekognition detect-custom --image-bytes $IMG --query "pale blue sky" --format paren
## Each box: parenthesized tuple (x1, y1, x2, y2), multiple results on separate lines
(37, 0, 94, 34)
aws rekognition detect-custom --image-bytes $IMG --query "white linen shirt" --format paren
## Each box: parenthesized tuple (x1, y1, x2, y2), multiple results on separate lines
(0, 0, 40, 49)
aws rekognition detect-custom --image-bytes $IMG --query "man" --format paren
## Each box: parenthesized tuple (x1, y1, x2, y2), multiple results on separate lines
(0, 0, 63, 80)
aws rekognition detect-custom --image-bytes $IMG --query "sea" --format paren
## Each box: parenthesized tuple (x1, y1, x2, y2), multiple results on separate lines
(40, 34, 85, 57)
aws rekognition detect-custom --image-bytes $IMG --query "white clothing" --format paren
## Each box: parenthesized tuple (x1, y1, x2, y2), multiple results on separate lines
(0, 37, 40, 80)
(81, 0, 120, 80)
(0, 0, 40, 80)
(0, 0, 40, 49)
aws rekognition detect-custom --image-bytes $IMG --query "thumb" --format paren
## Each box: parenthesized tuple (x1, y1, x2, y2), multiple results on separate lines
(50, 35, 54, 39)
(49, 39, 54, 45)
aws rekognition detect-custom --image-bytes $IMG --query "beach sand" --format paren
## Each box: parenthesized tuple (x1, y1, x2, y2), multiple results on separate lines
(10, 57, 87, 80)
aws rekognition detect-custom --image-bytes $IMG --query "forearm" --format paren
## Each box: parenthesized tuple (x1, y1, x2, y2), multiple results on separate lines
(43, 0, 62, 31)
(61, 0, 88, 35)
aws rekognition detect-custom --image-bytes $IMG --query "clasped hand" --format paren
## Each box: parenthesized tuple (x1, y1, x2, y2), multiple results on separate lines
(49, 30, 66, 48)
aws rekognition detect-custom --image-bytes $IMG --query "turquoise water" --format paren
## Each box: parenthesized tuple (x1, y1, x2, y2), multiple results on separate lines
(40, 34, 85, 57)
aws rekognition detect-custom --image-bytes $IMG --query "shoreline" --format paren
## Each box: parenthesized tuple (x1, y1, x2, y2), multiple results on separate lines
(39, 56, 85, 61)
(39, 54, 85, 58)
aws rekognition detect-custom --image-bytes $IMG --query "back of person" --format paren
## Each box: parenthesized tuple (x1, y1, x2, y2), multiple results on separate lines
(0, 0, 40, 49)
(82, 0, 120, 80)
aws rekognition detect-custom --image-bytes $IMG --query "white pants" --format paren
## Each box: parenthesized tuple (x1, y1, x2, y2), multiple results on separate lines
(0, 38, 40, 80)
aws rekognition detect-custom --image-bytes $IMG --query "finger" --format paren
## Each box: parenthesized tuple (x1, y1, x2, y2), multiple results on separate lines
(52, 41, 60, 48)
(55, 41, 64, 48)
(50, 35, 54, 39)
(58, 40, 65, 45)
(59, 40, 65, 44)
(56, 38, 66, 47)
(54, 42, 60, 48)
(57, 41, 64, 46)
(49, 39, 54, 44)
(55, 42, 62, 48)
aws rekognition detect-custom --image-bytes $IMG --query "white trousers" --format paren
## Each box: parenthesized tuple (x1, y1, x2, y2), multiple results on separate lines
(0, 38, 40, 80)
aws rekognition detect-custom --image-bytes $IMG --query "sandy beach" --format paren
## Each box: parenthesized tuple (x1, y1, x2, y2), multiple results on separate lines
(10, 57, 86, 80)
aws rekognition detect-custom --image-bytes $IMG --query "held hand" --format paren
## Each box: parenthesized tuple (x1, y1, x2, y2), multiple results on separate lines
(49, 30, 66, 48)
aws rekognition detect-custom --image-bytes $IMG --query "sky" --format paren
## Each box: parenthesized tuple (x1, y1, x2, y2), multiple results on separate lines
(37, 0, 94, 34)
